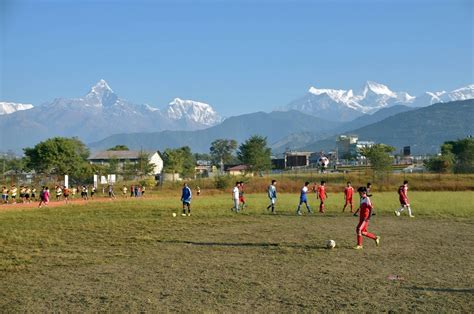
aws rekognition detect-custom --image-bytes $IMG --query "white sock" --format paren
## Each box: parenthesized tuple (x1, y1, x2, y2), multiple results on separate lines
(407, 206, 413, 216)
(398, 206, 405, 213)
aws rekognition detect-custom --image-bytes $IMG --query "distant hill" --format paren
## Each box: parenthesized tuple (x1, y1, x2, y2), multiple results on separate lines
(272, 105, 414, 153)
(89, 110, 340, 152)
(302, 100, 474, 154)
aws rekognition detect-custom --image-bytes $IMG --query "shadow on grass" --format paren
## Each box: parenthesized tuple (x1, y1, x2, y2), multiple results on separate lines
(157, 239, 327, 250)
(405, 286, 474, 293)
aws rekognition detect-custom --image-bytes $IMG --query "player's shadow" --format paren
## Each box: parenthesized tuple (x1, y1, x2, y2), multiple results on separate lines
(405, 286, 474, 293)
(157, 239, 326, 250)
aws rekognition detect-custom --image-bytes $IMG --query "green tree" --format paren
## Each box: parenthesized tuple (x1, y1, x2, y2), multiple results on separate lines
(23, 137, 91, 181)
(106, 157, 120, 174)
(359, 144, 395, 172)
(210, 139, 238, 170)
(426, 137, 474, 173)
(237, 135, 272, 173)
(180, 146, 196, 178)
(136, 151, 155, 177)
(163, 147, 196, 179)
(107, 145, 129, 151)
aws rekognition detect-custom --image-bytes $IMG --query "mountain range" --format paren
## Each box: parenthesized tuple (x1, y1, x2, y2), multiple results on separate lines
(0, 102, 34, 115)
(1, 79, 472, 155)
(301, 100, 474, 155)
(0, 80, 222, 152)
(89, 110, 339, 153)
(284, 81, 474, 121)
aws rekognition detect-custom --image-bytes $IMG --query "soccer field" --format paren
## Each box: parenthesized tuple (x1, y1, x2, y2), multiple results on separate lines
(1, 192, 473, 312)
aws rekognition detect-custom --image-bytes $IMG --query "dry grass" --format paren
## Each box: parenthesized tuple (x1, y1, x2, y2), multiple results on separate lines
(0, 192, 473, 312)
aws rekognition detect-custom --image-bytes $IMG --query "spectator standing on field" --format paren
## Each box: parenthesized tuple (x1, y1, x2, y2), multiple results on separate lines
(108, 185, 116, 199)
(10, 185, 18, 204)
(1, 186, 8, 204)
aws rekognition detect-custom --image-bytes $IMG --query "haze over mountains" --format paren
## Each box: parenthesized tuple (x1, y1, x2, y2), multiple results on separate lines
(0, 79, 472, 155)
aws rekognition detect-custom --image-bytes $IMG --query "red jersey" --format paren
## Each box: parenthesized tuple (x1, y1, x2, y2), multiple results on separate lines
(344, 186, 354, 199)
(359, 196, 373, 220)
(398, 184, 408, 203)
(318, 185, 326, 200)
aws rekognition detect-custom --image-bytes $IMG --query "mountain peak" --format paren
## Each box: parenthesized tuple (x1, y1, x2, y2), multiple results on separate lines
(89, 79, 114, 95)
(167, 98, 222, 126)
(363, 81, 395, 97)
(85, 79, 118, 107)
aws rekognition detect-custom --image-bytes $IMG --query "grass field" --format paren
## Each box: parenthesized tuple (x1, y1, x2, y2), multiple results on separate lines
(1, 192, 473, 312)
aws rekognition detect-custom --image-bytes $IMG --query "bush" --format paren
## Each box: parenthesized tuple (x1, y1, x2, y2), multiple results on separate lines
(214, 175, 234, 190)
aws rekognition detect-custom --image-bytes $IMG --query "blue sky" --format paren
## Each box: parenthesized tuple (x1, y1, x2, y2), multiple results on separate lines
(1, 0, 472, 116)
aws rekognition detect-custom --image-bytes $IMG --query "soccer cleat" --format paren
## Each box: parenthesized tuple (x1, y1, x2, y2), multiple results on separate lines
(409, 215, 415, 218)
(353, 245, 363, 250)
(187, 213, 191, 216)
(375, 236, 380, 246)
(394, 210, 400, 217)
(296, 211, 302, 216)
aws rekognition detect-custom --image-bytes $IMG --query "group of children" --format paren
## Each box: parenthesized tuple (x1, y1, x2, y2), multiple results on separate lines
(1, 185, 38, 204)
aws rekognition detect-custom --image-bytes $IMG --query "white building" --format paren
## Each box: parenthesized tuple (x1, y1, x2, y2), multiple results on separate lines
(88, 150, 164, 175)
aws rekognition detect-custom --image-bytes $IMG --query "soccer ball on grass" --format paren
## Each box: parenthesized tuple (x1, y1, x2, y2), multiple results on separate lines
(326, 239, 336, 249)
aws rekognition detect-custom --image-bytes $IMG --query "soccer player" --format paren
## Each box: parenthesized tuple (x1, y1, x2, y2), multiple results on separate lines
(317, 181, 328, 213)
(181, 183, 192, 216)
(231, 182, 240, 212)
(296, 181, 313, 215)
(354, 187, 380, 249)
(238, 181, 246, 210)
(342, 181, 355, 213)
(394, 180, 414, 218)
(266, 180, 277, 214)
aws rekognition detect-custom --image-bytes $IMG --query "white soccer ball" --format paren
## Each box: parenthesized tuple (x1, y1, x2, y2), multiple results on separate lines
(326, 239, 336, 249)
(172, 212, 177, 217)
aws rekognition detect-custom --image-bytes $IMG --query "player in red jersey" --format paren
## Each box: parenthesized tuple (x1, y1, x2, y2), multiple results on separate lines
(342, 181, 354, 213)
(394, 180, 414, 217)
(354, 187, 380, 249)
(316, 181, 328, 213)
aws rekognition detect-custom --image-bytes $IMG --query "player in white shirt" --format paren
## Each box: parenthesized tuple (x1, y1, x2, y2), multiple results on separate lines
(231, 182, 240, 212)
(296, 181, 313, 215)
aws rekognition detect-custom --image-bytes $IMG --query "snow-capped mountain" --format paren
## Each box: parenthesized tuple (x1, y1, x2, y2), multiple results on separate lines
(0, 102, 34, 115)
(167, 98, 222, 126)
(284, 81, 473, 121)
(0, 80, 222, 152)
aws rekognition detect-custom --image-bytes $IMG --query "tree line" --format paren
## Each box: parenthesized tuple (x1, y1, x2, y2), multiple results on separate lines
(0, 135, 273, 182)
